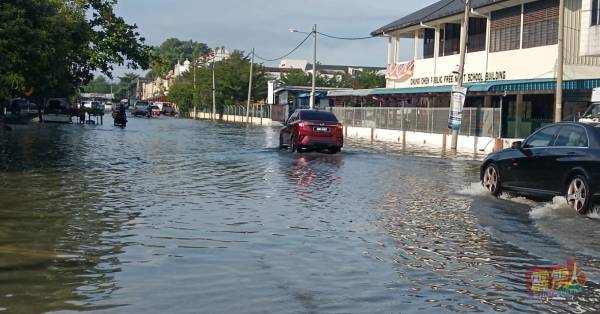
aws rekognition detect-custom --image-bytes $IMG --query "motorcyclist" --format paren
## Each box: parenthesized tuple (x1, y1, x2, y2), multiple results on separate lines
(115, 103, 127, 126)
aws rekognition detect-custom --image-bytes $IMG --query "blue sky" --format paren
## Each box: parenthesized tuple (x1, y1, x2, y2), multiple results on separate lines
(111, 0, 437, 76)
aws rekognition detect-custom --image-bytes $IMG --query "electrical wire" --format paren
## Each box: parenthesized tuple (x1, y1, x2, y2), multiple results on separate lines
(316, 31, 376, 40)
(254, 31, 312, 62)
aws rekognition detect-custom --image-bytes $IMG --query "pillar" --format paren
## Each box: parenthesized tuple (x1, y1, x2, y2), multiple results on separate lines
(414, 30, 420, 60)
(387, 37, 394, 65)
(484, 95, 492, 108)
(515, 94, 524, 138)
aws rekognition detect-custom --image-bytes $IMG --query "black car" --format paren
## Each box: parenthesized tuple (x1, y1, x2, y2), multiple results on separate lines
(481, 122, 600, 214)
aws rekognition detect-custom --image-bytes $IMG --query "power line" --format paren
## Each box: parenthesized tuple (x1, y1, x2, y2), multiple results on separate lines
(316, 31, 376, 40)
(254, 31, 312, 62)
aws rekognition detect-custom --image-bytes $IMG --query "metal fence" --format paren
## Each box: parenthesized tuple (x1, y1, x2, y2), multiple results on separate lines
(331, 107, 502, 138)
(193, 104, 272, 119)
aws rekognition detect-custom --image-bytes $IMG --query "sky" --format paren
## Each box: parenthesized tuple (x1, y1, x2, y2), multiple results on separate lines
(111, 0, 438, 77)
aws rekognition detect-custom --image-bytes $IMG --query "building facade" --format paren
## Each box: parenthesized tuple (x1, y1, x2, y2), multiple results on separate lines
(331, 0, 600, 138)
(140, 48, 232, 101)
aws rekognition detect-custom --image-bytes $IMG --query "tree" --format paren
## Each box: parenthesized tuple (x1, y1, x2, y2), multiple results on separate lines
(82, 76, 112, 94)
(0, 0, 149, 105)
(148, 38, 210, 79)
(350, 71, 386, 89)
(281, 70, 312, 87)
(168, 50, 268, 114)
(113, 73, 140, 101)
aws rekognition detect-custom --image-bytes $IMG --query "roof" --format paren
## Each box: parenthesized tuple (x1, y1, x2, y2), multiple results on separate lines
(371, 0, 508, 36)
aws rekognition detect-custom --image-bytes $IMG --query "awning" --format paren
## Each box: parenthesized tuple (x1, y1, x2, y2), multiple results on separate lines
(369, 85, 452, 95)
(326, 79, 600, 98)
(327, 89, 372, 97)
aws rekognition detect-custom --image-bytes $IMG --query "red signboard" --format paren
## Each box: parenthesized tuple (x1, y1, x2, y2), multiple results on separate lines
(386, 61, 415, 81)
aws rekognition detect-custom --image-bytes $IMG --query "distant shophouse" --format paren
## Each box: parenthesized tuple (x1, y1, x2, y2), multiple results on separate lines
(330, 0, 600, 138)
(140, 48, 231, 101)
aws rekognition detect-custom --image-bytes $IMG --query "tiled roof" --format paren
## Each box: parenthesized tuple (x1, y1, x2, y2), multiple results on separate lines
(371, 0, 508, 36)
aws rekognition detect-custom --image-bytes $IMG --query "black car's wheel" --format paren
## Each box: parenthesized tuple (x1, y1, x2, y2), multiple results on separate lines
(566, 175, 591, 214)
(482, 163, 502, 196)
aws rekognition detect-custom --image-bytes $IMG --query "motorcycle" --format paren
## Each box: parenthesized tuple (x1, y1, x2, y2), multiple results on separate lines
(112, 104, 127, 127)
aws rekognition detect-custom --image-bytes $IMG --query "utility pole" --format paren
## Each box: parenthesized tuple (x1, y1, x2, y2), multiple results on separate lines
(451, 0, 471, 151)
(193, 60, 197, 90)
(212, 48, 217, 121)
(246, 48, 254, 123)
(310, 24, 317, 110)
(555, 0, 565, 122)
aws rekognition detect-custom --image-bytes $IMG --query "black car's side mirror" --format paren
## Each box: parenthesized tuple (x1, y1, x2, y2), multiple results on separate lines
(511, 141, 523, 150)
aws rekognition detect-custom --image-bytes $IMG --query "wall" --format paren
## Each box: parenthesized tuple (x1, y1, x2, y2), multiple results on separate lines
(387, 46, 558, 88)
(579, 0, 600, 57)
(189, 111, 275, 126)
(344, 126, 512, 155)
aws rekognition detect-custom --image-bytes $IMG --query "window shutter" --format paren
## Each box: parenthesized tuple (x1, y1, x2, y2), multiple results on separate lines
(490, 5, 522, 52)
(522, 0, 559, 48)
(593, 0, 599, 26)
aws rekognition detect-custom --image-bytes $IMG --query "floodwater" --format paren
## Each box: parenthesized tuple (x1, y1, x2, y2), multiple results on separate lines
(0, 117, 599, 314)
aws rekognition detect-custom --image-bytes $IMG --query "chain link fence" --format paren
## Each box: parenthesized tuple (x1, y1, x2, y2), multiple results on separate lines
(331, 107, 502, 138)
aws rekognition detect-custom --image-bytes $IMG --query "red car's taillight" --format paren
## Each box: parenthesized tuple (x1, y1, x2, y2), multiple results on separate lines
(298, 122, 305, 128)
(337, 123, 343, 129)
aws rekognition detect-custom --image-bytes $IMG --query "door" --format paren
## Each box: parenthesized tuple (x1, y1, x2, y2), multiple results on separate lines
(511, 125, 561, 191)
(282, 112, 297, 145)
(545, 125, 590, 193)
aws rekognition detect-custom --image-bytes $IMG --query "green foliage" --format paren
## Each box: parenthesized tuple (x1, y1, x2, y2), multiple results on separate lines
(168, 51, 268, 114)
(349, 71, 386, 89)
(0, 0, 149, 103)
(82, 76, 112, 94)
(280, 69, 385, 89)
(113, 73, 140, 100)
(148, 38, 210, 79)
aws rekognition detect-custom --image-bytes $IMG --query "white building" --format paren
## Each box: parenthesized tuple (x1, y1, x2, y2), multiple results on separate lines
(141, 48, 232, 100)
(329, 0, 600, 138)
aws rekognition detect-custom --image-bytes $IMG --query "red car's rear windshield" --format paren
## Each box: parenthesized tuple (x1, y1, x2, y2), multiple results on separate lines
(300, 111, 338, 122)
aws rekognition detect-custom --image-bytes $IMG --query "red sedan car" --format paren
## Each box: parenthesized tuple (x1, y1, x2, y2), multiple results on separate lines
(279, 109, 344, 153)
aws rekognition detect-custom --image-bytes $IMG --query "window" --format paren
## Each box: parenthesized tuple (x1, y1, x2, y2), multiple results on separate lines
(593, 0, 600, 26)
(553, 125, 589, 147)
(423, 28, 435, 59)
(490, 5, 522, 52)
(300, 111, 338, 122)
(525, 125, 560, 148)
(523, 0, 559, 49)
(439, 23, 461, 56)
(468, 18, 487, 52)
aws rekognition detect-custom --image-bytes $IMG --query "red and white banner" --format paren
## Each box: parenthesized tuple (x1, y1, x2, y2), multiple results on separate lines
(386, 60, 415, 81)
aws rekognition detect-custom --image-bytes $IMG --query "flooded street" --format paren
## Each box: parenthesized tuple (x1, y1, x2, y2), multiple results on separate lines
(1, 117, 599, 313)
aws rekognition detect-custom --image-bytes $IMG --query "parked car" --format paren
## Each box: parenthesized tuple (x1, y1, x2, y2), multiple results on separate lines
(45, 98, 70, 114)
(149, 105, 161, 117)
(132, 101, 150, 117)
(162, 104, 175, 116)
(279, 109, 344, 153)
(481, 122, 600, 214)
(9, 98, 37, 115)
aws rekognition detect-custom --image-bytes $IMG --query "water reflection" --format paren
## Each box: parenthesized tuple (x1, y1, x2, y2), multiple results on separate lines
(1, 118, 599, 313)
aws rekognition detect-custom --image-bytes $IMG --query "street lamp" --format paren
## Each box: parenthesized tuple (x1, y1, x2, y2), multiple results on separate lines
(289, 25, 317, 109)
